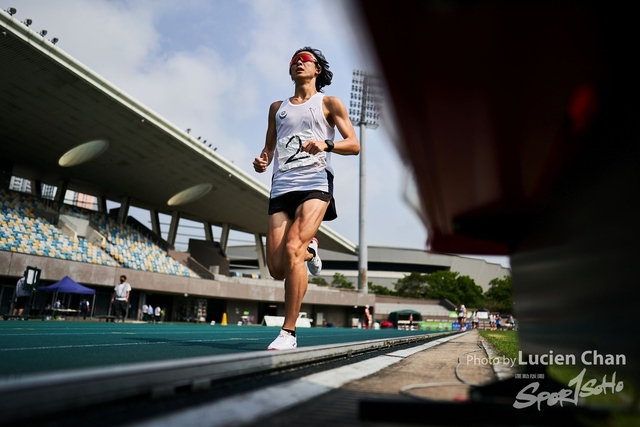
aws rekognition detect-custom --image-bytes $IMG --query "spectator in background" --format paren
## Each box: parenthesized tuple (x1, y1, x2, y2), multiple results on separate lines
(496, 314, 503, 330)
(142, 303, 148, 322)
(111, 275, 131, 323)
(472, 311, 479, 329)
(508, 315, 515, 330)
(364, 305, 372, 329)
(13, 275, 30, 317)
(79, 298, 90, 320)
(457, 305, 467, 331)
(154, 305, 161, 323)
(147, 304, 154, 323)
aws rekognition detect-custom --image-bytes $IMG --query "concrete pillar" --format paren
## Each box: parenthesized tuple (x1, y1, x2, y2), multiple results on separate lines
(32, 180, 42, 197)
(220, 223, 230, 253)
(204, 222, 214, 241)
(117, 196, 131, 224)
(167, 210, 180, 247)
(150, 209, 161, 235)
(56, 180, 69, 207)
(98, 196, 108, 213)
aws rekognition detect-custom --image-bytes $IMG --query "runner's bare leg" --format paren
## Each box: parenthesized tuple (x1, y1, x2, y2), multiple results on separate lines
(281, 199, 328, 330)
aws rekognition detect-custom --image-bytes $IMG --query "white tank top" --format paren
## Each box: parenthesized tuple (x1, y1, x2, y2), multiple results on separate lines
(270, 93, 335, 198)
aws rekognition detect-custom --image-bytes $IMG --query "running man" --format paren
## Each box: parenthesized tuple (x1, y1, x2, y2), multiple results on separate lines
(253, 46, 360, 350)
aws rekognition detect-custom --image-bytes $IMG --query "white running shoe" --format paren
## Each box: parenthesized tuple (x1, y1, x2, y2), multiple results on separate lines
(307, 237, 322, 276)
(267, 329, 297, 350)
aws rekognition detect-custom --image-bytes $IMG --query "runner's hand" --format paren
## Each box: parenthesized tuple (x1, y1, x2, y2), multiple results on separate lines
(253, 152, 269, 173)
(301, 139, 326, 155)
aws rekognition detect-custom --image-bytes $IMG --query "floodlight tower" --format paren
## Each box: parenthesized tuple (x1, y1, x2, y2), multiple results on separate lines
(349, 70, 381, 294)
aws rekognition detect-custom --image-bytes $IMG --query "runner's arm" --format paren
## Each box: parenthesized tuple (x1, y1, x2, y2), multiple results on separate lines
(253, 101, 281, 173)
(324, 95, 360, 155)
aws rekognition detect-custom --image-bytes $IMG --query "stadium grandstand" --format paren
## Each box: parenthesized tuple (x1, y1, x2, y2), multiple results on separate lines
(0, 9, 509, 327)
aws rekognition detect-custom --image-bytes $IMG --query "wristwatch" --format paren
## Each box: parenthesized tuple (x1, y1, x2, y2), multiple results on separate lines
(324, 139, 334, 152)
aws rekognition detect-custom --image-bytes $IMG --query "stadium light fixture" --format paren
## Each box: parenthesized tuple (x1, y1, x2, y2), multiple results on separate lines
(51, 38, 59, 45)
(59, 139, 109, 167)
(39, 29, 47, 37)
(5, 7, 16, 15)
(186, 128, 191, 134)
(167, 183, 213, 206)
(23, 18, 32, 26)
(349, 69, 382, 295)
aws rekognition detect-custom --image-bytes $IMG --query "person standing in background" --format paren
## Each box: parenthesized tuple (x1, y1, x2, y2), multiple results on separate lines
(111, 275, 131, 323)
(79, 298, 90, 320)
(147, 303, 154, 323)
(12, 275, 30, 317)
(364, 305, 372, 329)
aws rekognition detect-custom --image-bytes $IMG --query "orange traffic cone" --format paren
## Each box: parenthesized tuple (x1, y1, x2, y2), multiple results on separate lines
(221, 312, 227, 326)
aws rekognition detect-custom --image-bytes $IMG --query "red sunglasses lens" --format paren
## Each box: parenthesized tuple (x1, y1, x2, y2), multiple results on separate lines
(290, 53, 316, 66)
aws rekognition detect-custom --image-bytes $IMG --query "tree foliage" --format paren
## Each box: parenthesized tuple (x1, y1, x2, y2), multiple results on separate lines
(331, 273, 355, 290)
(424, 271, 483, 307)
(393, 272, 428, 298)
(310, 277, 328, 286)
(484, 275, 513, 314)
(393, 270, 484, 307)
(389, 271, 513, 313)
(369, 283, 395, 296)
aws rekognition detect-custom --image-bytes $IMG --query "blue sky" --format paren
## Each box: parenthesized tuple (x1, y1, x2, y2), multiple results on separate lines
(8, 0, 509, 268)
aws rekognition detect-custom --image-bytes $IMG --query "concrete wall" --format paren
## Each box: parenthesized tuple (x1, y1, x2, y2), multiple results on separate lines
(451, 257, 511, 291)
(225, 299, 260, 325)
(313, 304, 349, 327)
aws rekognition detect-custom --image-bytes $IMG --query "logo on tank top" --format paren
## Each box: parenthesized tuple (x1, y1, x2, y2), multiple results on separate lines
(279, 110, 287, 119)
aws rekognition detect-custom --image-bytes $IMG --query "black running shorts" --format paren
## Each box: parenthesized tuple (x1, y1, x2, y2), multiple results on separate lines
(268, 190, 337, 221)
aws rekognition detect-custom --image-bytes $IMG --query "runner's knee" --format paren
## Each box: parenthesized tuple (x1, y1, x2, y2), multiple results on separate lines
(284, 239, 307, 265)
(267, 260, 285, 280)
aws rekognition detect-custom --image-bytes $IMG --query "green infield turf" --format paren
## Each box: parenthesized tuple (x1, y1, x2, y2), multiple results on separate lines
(0, 321, 439, 378)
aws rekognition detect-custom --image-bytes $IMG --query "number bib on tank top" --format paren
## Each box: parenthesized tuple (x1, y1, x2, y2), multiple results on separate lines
(276, 129, 318, 172)
(270, 93, 335, 199)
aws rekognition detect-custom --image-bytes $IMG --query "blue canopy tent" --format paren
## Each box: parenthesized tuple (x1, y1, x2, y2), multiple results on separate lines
(38, 276, 96, 318)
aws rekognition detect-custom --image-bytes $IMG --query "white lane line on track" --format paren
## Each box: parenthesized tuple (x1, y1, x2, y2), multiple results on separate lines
(2, 331, 438, 352)
(0, 331, 425, 340)
(0, 331, 271, 337)
(126, 333, 461, 427)
(0, 338, 267, 352)
(126, 356, 400, 427)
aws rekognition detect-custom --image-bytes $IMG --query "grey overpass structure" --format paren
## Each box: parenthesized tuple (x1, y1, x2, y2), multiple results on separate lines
(227, 244, 511, 292)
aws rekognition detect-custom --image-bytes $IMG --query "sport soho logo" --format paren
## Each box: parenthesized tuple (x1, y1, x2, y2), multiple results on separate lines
(468, 350, 626, 410)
